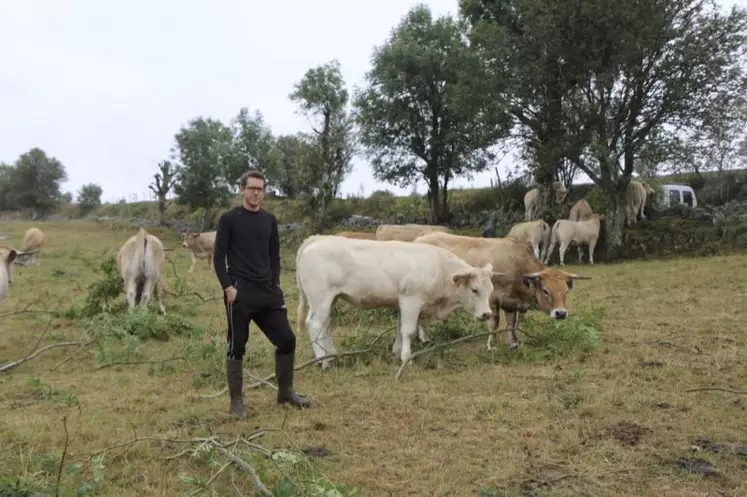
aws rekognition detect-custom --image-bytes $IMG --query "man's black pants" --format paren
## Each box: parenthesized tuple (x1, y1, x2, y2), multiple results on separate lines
(224, 279, 296, 360)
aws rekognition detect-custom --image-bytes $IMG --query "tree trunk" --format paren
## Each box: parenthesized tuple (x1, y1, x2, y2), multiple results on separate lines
(426, 171, 441, 224)
(440, 176, 449, 225)
(603, 192, 627, 261)
(157, 197, 166, 226)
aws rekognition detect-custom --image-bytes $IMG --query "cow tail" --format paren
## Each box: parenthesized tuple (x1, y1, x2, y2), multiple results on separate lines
(134, 228, 148, 305)
(295, 237, 316, 330)
(551, 220, 561, 245)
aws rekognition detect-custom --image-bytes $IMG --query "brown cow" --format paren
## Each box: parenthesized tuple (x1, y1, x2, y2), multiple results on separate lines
(568, 199, 593, 222)
(375, 223, 451, 242)
(414, 231, 590, 350)
(181, 230, 216, 273)
(18, 227, 44, 266)
(117, 227, 166, 313)
(336, 231, 377, 240)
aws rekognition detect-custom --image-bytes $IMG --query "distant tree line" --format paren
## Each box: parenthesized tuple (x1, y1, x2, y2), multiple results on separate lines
(3, 0, 747, 256)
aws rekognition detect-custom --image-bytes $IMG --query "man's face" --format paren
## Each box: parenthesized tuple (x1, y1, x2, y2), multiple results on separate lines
(241, 177, 265, 208)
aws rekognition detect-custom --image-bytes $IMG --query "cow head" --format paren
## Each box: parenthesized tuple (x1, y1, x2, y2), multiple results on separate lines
(180, 230, 199, 248)
(521, 268, 591, 320)
(452, 263, 503, 322)
(642, 183, 655, 196)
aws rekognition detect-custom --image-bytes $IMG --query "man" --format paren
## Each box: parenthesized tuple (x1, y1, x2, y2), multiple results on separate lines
(213, 170, 310, 419)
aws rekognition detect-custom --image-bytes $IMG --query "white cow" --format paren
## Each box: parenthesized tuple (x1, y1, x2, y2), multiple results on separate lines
(117, 227, 166, 313)
(0, 247, 17, 304)
(295, 235, 500, 368)
(506, 220, 552, 263)
(546, 214, 605, 265)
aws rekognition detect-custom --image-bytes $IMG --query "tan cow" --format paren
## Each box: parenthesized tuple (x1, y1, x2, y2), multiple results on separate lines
(546, 214, 605, 265)
(336, 231, 378, 240)
(414, 232, 590, 350)
(375, 223, 451, 242)
(181, 230, 216, 273)
(524, 182, 568, 221)
(17, 227, 44, 266)
(117, 227, 166, 313)
(568, 199, 593, 222)
(625, 180, 655, 226)
(506, 220, 552, 263)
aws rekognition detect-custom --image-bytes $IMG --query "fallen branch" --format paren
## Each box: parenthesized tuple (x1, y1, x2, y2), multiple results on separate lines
(395, 328, 514, 380)
(73, 432, 273, 495)
(49, 344, 88, 372)
(1, 341, 90, 373)
(95, 356, 185, 370)
(684, 387, 747, 394)
(55, 416, 70, 497)
(164, 258, 221, 302)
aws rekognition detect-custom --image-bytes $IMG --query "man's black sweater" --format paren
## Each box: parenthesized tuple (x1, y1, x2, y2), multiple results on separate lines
(213, 206, 280, 291)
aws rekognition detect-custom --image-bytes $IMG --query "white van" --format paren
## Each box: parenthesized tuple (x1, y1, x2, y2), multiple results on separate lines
(657, 184, 698, 208)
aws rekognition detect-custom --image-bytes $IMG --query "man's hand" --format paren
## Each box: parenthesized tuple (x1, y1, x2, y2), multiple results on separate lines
(225, 286, 238, 304)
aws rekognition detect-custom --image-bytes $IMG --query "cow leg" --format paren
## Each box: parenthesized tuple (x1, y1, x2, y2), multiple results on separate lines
(397, 300, 422, 366)
(507, 311, 522, 349)
(577, 244, 584, 264)
(139, 279, 153, 310)
(640, 202, 647, 221)
(307, 297, 336, 369)
(559, 241, 569, 266)
(207, 253, 212, 267)
(486, 299, 501, 350)
(155, 277, 166, 314)
(392, 313, 403, 355)
(125, 279, 137, 310)
(417, 322, 430, 344)
(533, 242, 541, 260)
(188, 253, 197, 273)
(588, 238, 597, 265)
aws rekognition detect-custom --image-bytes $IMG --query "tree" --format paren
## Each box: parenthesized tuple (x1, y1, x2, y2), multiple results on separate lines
(355, 5, 510, 223)
(172, 117, 234, 228)
(0, 163, 14, 211)
(462, 0, 747, 254)
(460, 0, 586, 220)
(59, 192, 74, 204)
(563, 0, 747, 252)
(148, 160, 179, 225)
(224, 107, 279, 190)
(290, 60, 355, 232)
(271, 134, 307, 198)
(77, 183, 103, 216)
(6, 148, 68, 217)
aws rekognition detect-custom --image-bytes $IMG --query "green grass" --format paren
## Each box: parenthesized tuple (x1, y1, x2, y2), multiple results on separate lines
(1, 219, 746, 496)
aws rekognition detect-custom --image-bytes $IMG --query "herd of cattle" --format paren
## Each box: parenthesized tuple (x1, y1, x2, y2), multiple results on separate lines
(0, 181, 655, 367)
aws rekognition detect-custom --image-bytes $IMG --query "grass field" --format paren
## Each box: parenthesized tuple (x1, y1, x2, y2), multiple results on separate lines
(1, 219, 746, 497)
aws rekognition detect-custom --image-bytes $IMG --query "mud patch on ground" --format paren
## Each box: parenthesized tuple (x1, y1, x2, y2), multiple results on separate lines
(691, 436, 747, 459)
(605, 421, 651, 446)
(674, 457, 718, 477)
(302, 445, 330, 458)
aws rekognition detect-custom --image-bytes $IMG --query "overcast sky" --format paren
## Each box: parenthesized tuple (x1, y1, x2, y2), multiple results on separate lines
(1, 0, 744, 203)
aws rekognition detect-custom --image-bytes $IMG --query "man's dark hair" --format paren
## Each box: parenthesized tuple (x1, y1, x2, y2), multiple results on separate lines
(239, 170, 266, 189)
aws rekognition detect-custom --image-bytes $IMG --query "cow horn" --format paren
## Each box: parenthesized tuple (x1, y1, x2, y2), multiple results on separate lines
(567, 273, 591, 279)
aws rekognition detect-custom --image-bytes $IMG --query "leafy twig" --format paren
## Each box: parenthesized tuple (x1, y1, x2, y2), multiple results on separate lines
(95, 356, 185, 370)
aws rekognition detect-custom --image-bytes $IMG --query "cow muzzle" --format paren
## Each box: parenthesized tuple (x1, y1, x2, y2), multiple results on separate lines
(550, 308, 567, 319)
(478, 311, 492, 322)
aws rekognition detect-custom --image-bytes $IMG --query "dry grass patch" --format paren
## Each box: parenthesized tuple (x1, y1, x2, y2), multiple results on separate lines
(1, 219, 746, 496)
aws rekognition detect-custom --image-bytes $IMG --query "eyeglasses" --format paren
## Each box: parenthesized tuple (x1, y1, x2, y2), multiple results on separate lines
(245, 187, 264, 193)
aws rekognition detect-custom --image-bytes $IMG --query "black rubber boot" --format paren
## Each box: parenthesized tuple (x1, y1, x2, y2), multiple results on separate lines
(226, 358, 247, 419)
(275, 351, 310, 409)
